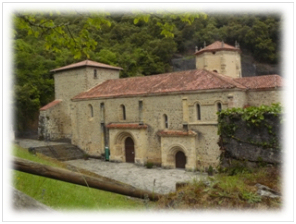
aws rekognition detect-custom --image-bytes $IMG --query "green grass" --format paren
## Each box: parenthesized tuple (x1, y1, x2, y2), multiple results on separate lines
(12, 145, 152, 210)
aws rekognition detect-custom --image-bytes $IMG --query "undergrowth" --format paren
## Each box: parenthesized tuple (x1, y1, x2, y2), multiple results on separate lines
(157, 166, 281, 210)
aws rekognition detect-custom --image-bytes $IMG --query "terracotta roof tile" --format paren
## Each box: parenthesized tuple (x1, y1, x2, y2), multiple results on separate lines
(40, 99, 62, 111)
(106, 123, 148, 129)
(72, 69, 245, 100)
(157, 130, 197, 137)
(51, 60, 123, 73)
(195, 41, 241, 56)
(234, 75, 283, 89)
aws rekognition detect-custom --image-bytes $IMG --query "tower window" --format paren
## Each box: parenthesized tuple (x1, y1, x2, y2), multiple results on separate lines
(196, 103, 201, 120)
(217, 102, 222, 112)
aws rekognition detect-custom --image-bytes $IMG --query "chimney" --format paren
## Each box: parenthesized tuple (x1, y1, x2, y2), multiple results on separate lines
(221, 41, 224, 48)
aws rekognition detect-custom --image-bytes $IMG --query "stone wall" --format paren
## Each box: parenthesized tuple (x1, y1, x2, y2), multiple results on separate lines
(38, 103, 63, 140)
(71, 87, 282, 170)
(218, 109, 282, 168)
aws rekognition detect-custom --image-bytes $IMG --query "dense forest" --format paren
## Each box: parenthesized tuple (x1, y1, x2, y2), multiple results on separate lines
(13, 12, 281, 135)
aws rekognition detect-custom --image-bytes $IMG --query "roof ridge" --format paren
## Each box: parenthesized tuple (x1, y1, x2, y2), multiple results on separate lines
(50, 59, 123, 72)
(206, 70, 246, 89)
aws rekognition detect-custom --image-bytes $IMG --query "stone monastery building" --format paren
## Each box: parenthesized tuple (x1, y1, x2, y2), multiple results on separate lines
(38, 41, 283, 170)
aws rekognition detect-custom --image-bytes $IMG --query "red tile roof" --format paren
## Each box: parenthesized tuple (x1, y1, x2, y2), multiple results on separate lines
(72, 69, 247, 100)
(106, 123, 148, 129)
(234, 75, 283, 89)
(157, 130, 197, 137)
(195, 41, 241, 56)
(40, 99, 62, 111)
(50, 60, 123, 73)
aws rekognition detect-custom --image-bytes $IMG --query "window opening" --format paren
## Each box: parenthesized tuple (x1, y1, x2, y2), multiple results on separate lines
(89, 104, 94, 117)
(196, 104, 201, 120)
(121, 105, 126, 120)
(217, 102, 222, 112)
(100, 103, 105, 122)
(163, 114, 168, 129)
(94, 69, 97, 78)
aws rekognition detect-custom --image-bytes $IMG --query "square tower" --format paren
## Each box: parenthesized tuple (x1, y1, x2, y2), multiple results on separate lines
(195, 41, 242, 78)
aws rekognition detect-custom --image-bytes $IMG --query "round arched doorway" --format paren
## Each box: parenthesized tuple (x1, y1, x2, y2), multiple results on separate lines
(175, 151, 186, 169)
(125, 137, 135, 163)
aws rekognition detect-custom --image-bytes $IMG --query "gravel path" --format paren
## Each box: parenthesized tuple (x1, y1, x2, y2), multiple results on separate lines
(66, 159, 208, 194)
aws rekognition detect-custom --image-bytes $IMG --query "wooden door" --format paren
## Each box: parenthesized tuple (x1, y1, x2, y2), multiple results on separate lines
(175, 151, 186, 169)
(125, 137, 135, 163)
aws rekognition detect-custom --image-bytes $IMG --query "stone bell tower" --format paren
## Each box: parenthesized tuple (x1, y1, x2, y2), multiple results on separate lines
(195, 41, 242, 78)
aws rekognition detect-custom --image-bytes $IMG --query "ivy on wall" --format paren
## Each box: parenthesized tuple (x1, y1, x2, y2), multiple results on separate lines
(217, 103, 283, 151)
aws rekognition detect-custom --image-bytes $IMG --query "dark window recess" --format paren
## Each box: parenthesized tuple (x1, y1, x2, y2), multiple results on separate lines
(121, 105, 126, 120)
(164, 114, 168, 128)
(94, 69, 97, 78)
(196, 104, 201, 120)
(217, 102, 222, 112)
(139, 100, 143, 123)
(89, 104, 94, 117)
(100, 103, 105, 122)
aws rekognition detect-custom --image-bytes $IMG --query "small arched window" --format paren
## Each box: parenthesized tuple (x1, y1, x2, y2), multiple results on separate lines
(121, 105, 126, 120)
(163, 114, 168, 129)
(217, 102, 222, 112)
(196, 103, 201, 120)
(89, 104, 94, 117)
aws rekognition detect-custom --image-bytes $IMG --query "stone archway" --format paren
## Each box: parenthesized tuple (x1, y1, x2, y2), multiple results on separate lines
(114, 131, 136, 163)
(166, 145, 187, 169)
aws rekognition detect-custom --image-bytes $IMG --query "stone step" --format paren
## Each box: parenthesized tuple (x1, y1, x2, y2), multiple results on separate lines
(32, 144, 86, 161)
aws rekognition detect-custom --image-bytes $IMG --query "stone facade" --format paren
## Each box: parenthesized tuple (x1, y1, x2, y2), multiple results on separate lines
(38, 41, 283, 171)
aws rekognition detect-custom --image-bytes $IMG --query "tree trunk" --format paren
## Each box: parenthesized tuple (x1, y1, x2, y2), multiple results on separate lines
(12, 157, 161, 201)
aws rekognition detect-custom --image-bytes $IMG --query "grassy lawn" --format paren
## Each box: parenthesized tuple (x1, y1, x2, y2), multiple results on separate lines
(12, 145, 152, 211)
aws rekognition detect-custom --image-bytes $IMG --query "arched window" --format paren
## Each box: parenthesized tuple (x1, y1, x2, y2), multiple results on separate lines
(89, 104, 94, 117)
(196, 103, 201, 120)
(217, 102, 222, 112)
(121, 105, 126, 120)
(163, 114, 168, 129)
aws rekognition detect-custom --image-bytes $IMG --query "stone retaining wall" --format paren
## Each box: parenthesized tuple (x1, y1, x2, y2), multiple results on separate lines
(218, 113, 282, 168)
